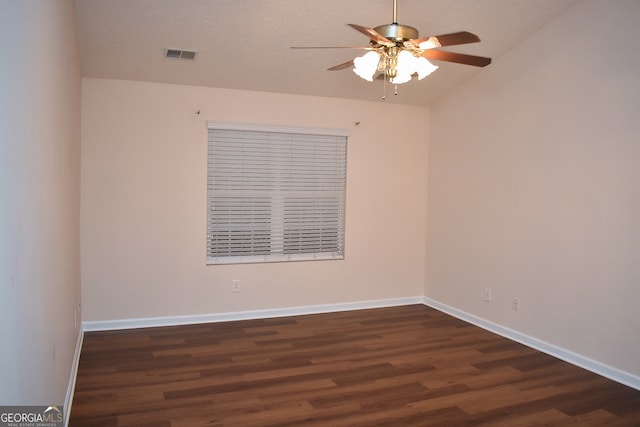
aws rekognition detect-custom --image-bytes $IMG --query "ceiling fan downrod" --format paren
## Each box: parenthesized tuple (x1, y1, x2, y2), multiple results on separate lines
(392, 0, 398, 23)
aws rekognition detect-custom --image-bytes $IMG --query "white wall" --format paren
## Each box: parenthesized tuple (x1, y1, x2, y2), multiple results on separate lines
(0, 0, 82, 406)
(427, 0, 640, 377)
(80, 79, 429, 322)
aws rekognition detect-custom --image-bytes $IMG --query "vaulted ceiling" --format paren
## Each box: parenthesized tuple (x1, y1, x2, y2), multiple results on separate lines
(75, 0, 578, 107)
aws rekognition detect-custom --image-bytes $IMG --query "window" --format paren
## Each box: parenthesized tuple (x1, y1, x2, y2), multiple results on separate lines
(207, 122, 348, 264)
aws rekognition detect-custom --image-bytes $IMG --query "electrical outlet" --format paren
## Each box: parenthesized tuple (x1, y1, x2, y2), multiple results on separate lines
(512, 297, 520, 311)
(484, 288, 492, 302)
(232, 280, 240, 293)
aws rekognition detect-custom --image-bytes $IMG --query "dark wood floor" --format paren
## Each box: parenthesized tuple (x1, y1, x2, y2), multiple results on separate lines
(70, 305, 640, 426)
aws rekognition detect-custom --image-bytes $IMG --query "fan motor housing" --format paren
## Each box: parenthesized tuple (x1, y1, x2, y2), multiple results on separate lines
(374, 23, 419, 41)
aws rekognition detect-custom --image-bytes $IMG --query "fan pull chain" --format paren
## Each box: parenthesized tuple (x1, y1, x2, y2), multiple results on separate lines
(382, 71, 387, 100)
(381, 72, 401, 100)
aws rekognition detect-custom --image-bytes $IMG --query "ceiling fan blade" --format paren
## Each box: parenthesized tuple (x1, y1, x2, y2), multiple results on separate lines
(412, 31, 481, 48)
(328, 60, 355, 71)
(348, 24, 392, 45)
(421, 50, 491, 67)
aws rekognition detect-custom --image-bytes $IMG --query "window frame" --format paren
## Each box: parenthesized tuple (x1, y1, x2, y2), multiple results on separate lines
(206, 121, 348, 265)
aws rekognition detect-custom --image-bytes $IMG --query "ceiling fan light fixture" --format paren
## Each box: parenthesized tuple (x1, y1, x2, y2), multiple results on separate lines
(416, 57, 438, 80)
(384, 51, 438, 84)
(353, 51, 380, 81)
(390, 50, 415, 84)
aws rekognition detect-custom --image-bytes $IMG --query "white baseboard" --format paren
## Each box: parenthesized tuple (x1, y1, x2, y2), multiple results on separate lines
(64, 328, 84, 427)
(422, 297, 640, 391)
(82, 296, 424, 332)
(77, 295, 639, 392)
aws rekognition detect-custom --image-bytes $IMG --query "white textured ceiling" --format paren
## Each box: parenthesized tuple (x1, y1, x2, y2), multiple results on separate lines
(75, 0, 578, 107)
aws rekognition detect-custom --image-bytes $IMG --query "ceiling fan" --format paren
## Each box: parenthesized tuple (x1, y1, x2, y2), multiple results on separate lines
(292, 0, 491, 88)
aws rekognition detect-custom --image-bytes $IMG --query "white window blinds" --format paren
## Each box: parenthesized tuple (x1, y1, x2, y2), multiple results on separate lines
(207, 122, 348, 264)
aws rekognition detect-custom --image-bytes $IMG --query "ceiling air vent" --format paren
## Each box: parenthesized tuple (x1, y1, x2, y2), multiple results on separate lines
(165, 48, 198, 60)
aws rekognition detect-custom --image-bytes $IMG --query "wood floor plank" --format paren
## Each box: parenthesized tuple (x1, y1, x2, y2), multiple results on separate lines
(70, 305, 640, 426)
